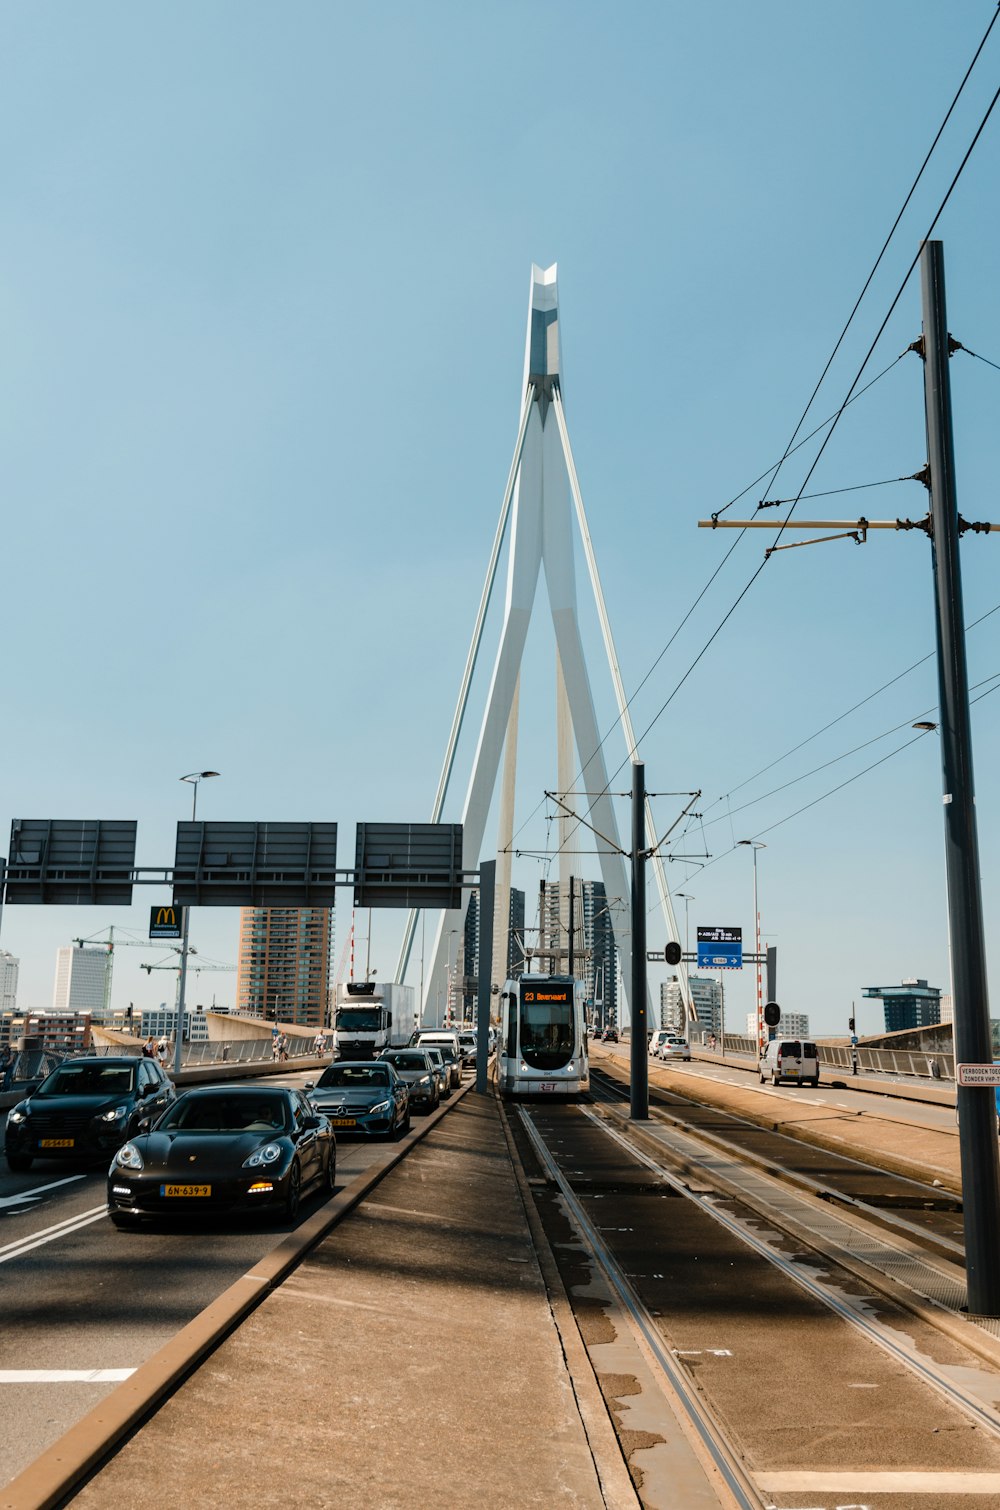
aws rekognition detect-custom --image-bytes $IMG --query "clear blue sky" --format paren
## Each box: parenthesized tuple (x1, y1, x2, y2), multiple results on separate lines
(3, 1, 999, 1037)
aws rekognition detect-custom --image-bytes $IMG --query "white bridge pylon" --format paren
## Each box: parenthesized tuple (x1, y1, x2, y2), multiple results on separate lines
(396, 264, 686, 1024)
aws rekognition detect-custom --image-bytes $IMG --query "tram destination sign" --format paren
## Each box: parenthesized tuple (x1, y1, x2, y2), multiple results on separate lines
(697, 925, 743, 970)
(957, 1063, 1000, 1087)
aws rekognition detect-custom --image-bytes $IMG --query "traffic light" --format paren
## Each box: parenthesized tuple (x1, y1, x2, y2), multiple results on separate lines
(848, 1016, 856, 1033)
(664, 941, 682, 965)
(763, 1001, 781, 1027)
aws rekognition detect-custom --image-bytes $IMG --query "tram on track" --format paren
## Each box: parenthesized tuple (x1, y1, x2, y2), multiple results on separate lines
(496, 974, 589, 1097)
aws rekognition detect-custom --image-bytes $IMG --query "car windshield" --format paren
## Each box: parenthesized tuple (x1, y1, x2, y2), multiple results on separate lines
(434, 1046, 457, 1064)
(335, 1007, 382, 1031)
(160, 1095, 289, 1134)
(317, 1065, 390, 1088)
(387, 1055, 429, 1072)
(36, 1063, 135, 1097)
(424, 1049, 444, 1065)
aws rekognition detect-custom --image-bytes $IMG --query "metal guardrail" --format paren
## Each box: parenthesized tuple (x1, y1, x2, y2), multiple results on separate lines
(0, 1037, 321, 1091)
(691, 1031, 955, 1082)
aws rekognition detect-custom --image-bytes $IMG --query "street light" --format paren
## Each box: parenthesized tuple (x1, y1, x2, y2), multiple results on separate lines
(174, 771, 220, 1073)
(737, 840, 766, 1052)
(674, 892, 695, 1034)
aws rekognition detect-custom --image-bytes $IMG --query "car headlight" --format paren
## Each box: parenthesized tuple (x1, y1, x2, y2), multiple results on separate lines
(368, 1100, 392, 1116)
(99, 1105, 128, 1123)
(419, 1075, 432, 1088)
(7, 1109, 25, 1125)
(243, 1143, 283, 1168)
(115, 1143, 143, 1170)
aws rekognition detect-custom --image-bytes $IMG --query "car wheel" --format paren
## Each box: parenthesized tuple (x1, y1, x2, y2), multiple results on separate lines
(282, 1161, 301, 1222)
(6, 1153, 32, 1173)
(759, 1073, 765, 1083)
(771, 1072, 779, 1085)
(322, 1148, 337, 1196)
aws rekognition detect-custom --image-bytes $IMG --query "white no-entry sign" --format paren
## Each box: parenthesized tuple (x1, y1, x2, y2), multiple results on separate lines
(957, 1063, 1000, 1087)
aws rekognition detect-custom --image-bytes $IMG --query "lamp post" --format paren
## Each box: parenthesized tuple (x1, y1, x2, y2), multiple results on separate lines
(675, 892, 694, 1035)
(738, 841, 766, 1054)
(175, 771, 219, 1075)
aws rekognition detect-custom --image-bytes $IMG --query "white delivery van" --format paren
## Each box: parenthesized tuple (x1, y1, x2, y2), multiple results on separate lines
(759, 1038, 819, 1087)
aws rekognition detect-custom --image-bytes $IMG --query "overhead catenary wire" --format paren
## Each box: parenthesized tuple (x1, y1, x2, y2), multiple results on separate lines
(538, 14, 1000, 869)
(683, 597, 1000, 829)
(561, 61, 1000, 869)
(651, 677, 1000, 913)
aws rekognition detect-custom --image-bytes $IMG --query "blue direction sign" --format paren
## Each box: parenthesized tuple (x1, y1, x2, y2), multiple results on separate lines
(697, 925, 742, 970)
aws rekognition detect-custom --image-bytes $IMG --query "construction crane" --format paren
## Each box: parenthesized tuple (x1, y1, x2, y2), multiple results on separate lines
(139, 956, 235, 1010)
(72, 926, 181, 1019)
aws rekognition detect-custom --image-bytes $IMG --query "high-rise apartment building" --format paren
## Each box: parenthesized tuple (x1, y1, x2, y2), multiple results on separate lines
(235, 908, 334, 1028)
(0, 951, 18, 1014)
(461, 887, 526, 1019)
(748, 1010, 809, 1038)
(662, 974, 721, 1036)
(52, 946, 110, 1016)
(540, 880, 619, 1030)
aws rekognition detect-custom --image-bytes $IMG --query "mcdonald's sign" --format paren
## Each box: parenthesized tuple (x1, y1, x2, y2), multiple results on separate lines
(149, 905, 182, 940)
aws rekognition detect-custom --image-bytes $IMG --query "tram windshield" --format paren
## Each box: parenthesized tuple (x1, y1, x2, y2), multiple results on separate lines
(519, 985, 575, 1070)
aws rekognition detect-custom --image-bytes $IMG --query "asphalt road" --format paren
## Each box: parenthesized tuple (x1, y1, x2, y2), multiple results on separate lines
(0, 1068, 393, 1486)
(643, 1051, 960, 1134)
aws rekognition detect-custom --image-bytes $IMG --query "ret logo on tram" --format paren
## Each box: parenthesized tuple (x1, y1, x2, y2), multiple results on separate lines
(497, 974, 590, 1097)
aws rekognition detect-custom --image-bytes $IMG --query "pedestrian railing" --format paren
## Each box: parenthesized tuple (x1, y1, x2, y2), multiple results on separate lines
(691, 1032, 955, 1081)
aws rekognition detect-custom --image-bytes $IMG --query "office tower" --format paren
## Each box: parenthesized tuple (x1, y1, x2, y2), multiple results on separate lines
(462, 887, 526, 1018)
(863, 979, 941, 1033)
(52, 945, 110, 1016)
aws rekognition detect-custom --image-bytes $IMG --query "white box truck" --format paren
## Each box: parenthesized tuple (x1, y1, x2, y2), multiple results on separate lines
(331, 981, 418, 1061)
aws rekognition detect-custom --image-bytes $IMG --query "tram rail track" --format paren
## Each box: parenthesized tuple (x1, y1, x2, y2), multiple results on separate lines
(511, 1087, 1000, 1509)
(590, 1064, 965, 1262)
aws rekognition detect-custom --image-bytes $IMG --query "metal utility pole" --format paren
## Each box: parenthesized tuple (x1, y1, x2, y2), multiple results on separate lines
(920, 240, 1000, 1317)
(568, 874, 576, 977)
(630, 763, 648, 1119)
(475, 861, 495, 1094)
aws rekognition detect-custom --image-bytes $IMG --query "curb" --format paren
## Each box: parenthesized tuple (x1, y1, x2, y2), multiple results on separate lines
(1, 1078, 475, 1510)
(495, 1092, 640, 1510)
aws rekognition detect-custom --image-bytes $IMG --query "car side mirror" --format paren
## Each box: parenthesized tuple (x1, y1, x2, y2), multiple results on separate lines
(303, 1115, 322, 1130)
(304, 1080, 315, 1091)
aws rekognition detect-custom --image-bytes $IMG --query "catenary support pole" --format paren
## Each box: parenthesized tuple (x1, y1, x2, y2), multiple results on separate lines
(476, 861, 495, 1094)
(920, 239, 1000, 1317)
(630, 763, 648, 1120)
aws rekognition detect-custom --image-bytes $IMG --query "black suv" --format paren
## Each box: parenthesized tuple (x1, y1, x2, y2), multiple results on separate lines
(5, 1056, 175, 1172)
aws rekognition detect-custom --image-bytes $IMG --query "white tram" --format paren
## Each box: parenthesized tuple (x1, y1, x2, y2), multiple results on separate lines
(496, 974, 590, 1097)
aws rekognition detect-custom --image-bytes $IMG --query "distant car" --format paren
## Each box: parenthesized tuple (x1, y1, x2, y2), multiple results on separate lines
(659, 1036, 691, 1062)
(307, 1061, 410, 1138)
(602, 1028, 619, 1043)
(649, 1031, 671, 1057)
(431, 1042, 463, 1089)
(422, 1046, 452, 1099)
(759, 1038, 819, 1087)
(378, 1049, 441, 1114)
(106, 1085, 334, 1226)
(457, 1032, 478, 1067)
(6, 1056, 175, 1173)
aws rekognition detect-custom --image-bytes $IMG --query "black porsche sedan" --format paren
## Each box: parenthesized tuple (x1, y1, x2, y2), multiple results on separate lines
(6, 1056, 175, 1172)
(106, 1085, 335, 1226)
(306, 1061, 410, 1138)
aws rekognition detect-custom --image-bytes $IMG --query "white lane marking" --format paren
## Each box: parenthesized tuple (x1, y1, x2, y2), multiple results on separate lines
(0, 1174, 86, 1210)
(759, 1471, 1000, 1492)
(0, 1369, 135, 1384)
(0, 1205, 107, 1265)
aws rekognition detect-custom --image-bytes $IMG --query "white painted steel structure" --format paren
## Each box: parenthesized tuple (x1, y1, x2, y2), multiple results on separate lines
(396, 265, 686, 1024)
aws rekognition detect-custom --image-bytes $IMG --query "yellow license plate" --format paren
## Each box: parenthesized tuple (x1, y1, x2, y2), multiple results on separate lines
(330, 1117, 356, 1127)
(41, 1138, 75, 1148)
(160, 1184, 211, 1197)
